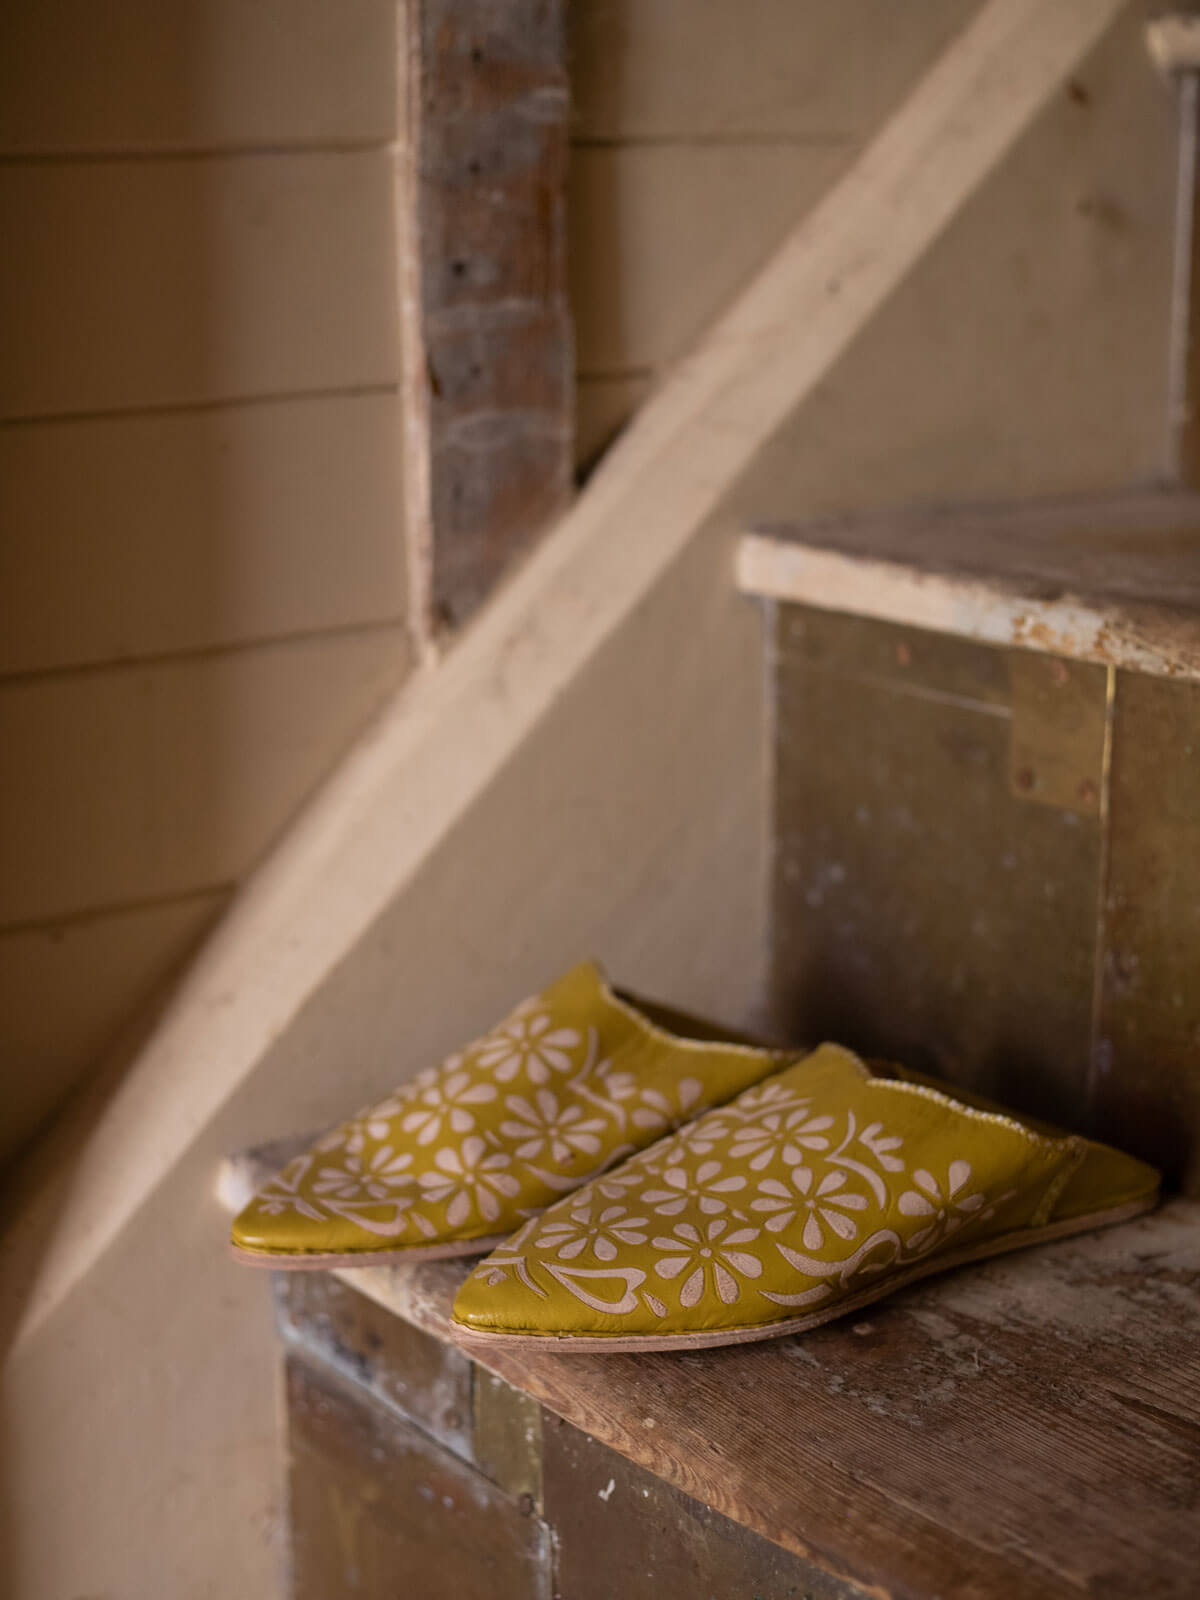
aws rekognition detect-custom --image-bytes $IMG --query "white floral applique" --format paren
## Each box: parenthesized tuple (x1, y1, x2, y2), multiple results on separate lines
(400, 1065, 497, 1146)
(751, 1165, 868, 1244)
(473, 1008, 582, 1085)
(313, 1146, 415, 1203)
(652, 1218, 764, 1307)
(417, 1136, 520, 1227)
(642, 1159, 747, 1217)
(535, 1201, 649, 1261)
(728, 1104, 835, 1170)
(252, 1154, 325, 1222)
(593, 1066, 706, 1136)
(498, 1089, 608, 1166)
(897, 1161, 985, 1251)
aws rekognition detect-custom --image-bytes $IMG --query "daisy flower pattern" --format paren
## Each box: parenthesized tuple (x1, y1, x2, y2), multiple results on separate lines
(417, 1137, 520, 1228)
(652, 1218, 764, 1307)
(453, 1043, 1097, 1345)
(898, 1161, 986, 1252)
(313, 1147, 415, 1203)
(729, 1104, 835, 1171)
(473, 1009, 582, 1085)
(499, 1089, 608, 1166)
(535, 1202, 649, 1261)
(642, 1159, 747, 1217)
(752, 1166, 868, 1246)
(400, 1067, 497, 1146)
(233, 959, 805, 1265)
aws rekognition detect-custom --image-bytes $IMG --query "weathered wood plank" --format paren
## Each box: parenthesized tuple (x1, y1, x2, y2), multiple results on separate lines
(221, 1131, 1200, 1596)
(285, 1354, 552, 1599)
(772, 607, 1104, 1128)
(406, 0, 573, 629)
(543, 1413, 867, 1600)
(1094, 671, 1200, 1191)
(738, 492, 1200, 681)
(275, 1269, 474, 1461)
(464, 1203, 1200, 1599)
(304, 1200, 1200, 1600)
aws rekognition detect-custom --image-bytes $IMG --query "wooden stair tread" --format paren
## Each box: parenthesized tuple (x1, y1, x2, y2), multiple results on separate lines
(738, 490, 1200, 680)
(224, 1143, 1200, 1598)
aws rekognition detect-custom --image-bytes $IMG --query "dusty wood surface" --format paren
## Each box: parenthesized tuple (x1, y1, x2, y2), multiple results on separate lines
(218, 1130, 1200, 1600)
(278, 1271, 863, 1598)
(344, 1203, 1200, 1600)
(739, 491, 1200, 679)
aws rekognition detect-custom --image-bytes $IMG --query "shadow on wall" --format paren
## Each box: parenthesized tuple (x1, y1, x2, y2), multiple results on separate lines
(0, 4, 409, 1590)
(0, 1, 411, 1176)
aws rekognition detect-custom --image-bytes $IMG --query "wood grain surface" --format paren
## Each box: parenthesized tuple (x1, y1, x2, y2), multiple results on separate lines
(332, 1199, 1200, 1600)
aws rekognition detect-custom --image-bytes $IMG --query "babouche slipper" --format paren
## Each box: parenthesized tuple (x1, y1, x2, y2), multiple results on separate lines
(231, 960, 798, 1268)
(451, 1042, 1160, 1351)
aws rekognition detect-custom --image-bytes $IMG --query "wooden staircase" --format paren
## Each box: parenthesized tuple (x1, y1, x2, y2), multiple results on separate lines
(7, 3, 1198, 1594)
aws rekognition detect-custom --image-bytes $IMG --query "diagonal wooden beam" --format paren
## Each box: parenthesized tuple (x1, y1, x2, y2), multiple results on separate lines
(3, 0, 1128, 1350)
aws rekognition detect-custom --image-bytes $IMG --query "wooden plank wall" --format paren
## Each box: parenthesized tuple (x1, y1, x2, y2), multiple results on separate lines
(0, 0, 415, 1166)
(566, 0, 984, 469)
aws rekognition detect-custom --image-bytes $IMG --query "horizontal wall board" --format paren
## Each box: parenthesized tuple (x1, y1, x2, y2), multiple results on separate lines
(0, 627, 411, 925)
(0, 150, 400, 419)
(0, 392, 408, 675)
(568, 142, 851, 373)
(575, 373, 651, 472)
(724, 2, 1175, 518)
(569, 0, 983, 141)
(0, 889, 227, 1169)
(0, 0, 398, 153)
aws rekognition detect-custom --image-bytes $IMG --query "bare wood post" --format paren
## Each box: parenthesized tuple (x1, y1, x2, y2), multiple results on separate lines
(1148, 14, 1200, 484)
(401, 0, 573, 638)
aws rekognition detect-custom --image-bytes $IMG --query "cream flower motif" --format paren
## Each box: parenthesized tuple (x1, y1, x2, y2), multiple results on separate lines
(652, 1218, 764, 1307)
(752, 1165, 868, 1245)
(590, 1161, 654, 1201)
(314, 1123, 352, 1154)
(898, 1161, 984, 1251)
(363, 1071, 446, 1139)
(399, 1068, 496, 1146)
(535, 1201, 650, 1261)
(474, 1012, 582, 1085)
(597, 1070, 704, 1133)
(858, 1120, 905, 1173)
(729, 1078, 815, 1120)
(728, 1106, 835, 1171)
(642, 1159, 747, 1217)
(313, 1147, 415, 1203)
(417, 1137, 520, 1227)
(498, 1089, 607, 1165)
(668, 1112, 733, 1158)
(254, 1156, 325, 1221)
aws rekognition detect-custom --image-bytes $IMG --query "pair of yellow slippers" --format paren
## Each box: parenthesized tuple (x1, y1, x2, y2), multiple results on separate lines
(231, 961, 1159, 1353)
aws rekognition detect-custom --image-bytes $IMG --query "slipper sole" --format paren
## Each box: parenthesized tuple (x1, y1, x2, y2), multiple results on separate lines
(450, 1194, 1157, 1353)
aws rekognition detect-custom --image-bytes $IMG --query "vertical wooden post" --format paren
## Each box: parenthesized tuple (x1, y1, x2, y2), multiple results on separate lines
(1149, 15, 1200, 484)
(400, 0, 573, 638)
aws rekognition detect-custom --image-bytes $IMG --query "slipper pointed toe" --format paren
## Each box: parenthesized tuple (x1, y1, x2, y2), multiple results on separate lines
(453, 1043, 1161, 1351)
(231, 959, 796, 1269)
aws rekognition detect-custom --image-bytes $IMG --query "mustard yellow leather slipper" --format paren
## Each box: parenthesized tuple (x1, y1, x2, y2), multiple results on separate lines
(451, 1043, 1160, 1351)
(231, 960, 798, 1268)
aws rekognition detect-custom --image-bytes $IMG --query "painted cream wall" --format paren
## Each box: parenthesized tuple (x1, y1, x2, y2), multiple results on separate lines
(726, 0, 1176, 519)
(567, 0, 987, 468)
(0, 2, 1172, 1597)
(0, 0, 415, 1168)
